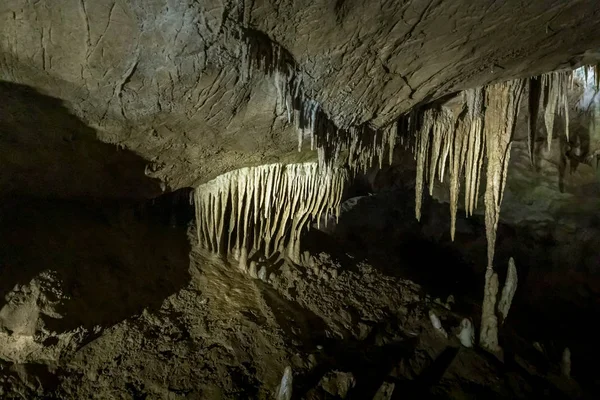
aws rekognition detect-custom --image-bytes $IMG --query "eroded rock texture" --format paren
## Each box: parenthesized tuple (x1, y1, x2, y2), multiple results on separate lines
(2, 0, 600, 197)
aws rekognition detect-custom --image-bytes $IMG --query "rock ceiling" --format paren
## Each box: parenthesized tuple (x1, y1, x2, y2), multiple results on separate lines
(1, 0, 600, 199)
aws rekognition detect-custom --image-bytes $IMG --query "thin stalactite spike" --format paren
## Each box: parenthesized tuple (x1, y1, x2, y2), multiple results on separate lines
(528, 77, 542, 167)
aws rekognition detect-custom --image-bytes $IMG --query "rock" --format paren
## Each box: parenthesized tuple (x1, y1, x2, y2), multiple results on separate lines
(319, 371, 356, 399)
(249, 261, 258, 279)
(307, 354, 317, 369)
(258, 266, 267, 282)
(238, 248, 248, 272)
(357, 322, 372, 340)
(428, 310, 448, 339)
(373, 381, 395, 400)
(533, 342, 545, 354)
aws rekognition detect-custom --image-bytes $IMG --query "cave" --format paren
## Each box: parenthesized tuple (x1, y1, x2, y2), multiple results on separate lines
(1, 1, 600, 399)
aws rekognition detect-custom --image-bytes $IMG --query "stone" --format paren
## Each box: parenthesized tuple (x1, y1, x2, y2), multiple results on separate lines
(258, 266, 268, 282)
(319, 371, 356, 399)
(373, 381, 395, 400)
(249, 261, 258, 279)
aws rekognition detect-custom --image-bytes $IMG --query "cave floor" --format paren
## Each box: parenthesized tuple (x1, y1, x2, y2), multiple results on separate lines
(0, 200, 587, 399)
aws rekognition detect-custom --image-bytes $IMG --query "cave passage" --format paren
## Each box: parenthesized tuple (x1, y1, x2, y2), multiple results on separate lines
(1, 1, 600, 399)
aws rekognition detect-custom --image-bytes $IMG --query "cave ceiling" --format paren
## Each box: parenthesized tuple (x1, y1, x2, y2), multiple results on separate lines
(1, 0, 600, 199)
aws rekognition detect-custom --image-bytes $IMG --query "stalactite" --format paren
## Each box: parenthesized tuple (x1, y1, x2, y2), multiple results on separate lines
(541, 71, 571, 149)
(194, 163, 348, 263)
(528, 77, 542, 166)
(483, 79, 525, 271)
(405, 65, 595, 354)
(428, 108, 453, 196)
(240, 28, 396, 174)
(449, 111, 469, 241)
(414, 109, 434, 221)
(463, 87, 486, 217)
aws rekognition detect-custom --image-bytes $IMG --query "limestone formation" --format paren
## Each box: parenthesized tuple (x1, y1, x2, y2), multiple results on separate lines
(249, 261, 258, 279)
(527, 76, 543, 166)
(483, 80, 526, 270)
(194, 163, 347, 263)
(479, 269, 501, 352)
(457, 318, 475, 348)
(373, 382, 395, 400)
(241, 29, 396, 174)
(408, 66, 597, 270)
(542, 71, 571, 149)
(498, 257, 518, 324)
(275, 366, 293, 400)
(428, 310, 448, 339)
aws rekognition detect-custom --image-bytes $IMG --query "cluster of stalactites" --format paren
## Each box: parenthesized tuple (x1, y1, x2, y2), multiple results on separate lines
(412, 107, 454, 222)
(194, 163, 348, 262)
(527, 72, 571, 161)
(581, 64, 600, 91)
(306, 119, 397, 174)
(408, 80, 525, 270)
(406, 63, 600, 270)
(526, 68, 596, 165)
(240, 30, 396, 174)
(408, 87, 488, 235)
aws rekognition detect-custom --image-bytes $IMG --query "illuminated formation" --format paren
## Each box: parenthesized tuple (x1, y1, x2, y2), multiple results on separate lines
(194, 163, 347, 264)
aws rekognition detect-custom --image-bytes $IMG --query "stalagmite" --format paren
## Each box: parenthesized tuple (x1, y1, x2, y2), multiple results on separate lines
(258, 266, 268, 282)
(497, 257, 518, 324)
(194, 163, 347, 264)
(457, 318, 475, 348)
(276, 366, 293, 400)
(479, 269, 500, 352)
(238, 247, 248, 272)
(561, 348, 571, 379)
(249, 261, 258, 278)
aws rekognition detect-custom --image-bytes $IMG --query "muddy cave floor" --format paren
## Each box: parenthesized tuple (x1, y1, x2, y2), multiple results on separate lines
(0, 196, 595, 399)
